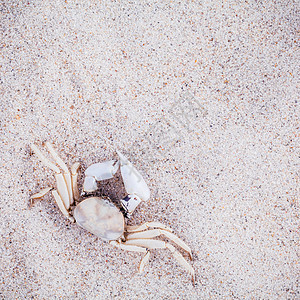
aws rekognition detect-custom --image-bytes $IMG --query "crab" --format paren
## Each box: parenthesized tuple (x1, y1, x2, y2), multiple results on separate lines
(30, 142, 195, 283)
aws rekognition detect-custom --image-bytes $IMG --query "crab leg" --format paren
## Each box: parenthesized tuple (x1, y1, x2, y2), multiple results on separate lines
(126, 221, 173, 233)
(109, 240, 147, 253)
(71, 162, 80, 202)
(30, 144, 71, 211)
(30, 144, 60, 173)
(30, 187, 52, 205)
(166, 243, 195, 285)
(124, 239, 195, 283)
(126, 229, 192, 259)
(110, 241, 152, 274)
(139, 251, 150, 273)
(45, 142, 73, 208)
(52, 190, 74, 222)
(31, 187, 52, 200)
(54, 173, 71, 209)
(124, 238, 167, 249)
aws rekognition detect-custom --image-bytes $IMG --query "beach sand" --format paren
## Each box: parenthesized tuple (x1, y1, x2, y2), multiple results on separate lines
(1, 1, 299, 298)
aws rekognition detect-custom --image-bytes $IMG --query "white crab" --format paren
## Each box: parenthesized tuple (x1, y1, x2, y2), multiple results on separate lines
(30, 142, 195, 283)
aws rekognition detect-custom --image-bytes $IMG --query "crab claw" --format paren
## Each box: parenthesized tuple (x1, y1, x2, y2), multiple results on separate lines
(117, 151, 150, 215)
(83, 160, 120, 192)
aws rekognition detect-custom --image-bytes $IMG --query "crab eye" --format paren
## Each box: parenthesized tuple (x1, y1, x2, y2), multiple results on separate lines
(120, 194, 142, 217)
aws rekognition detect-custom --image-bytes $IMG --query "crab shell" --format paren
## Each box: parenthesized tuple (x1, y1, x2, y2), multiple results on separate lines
(74, 197, 124, 241)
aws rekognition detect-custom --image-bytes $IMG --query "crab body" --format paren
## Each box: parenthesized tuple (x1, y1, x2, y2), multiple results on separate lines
(74, 197, 124, 241)
(30, 142, 195, 284)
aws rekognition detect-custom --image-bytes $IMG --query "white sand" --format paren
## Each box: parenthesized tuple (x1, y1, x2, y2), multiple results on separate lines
(1, 1, 299, 298)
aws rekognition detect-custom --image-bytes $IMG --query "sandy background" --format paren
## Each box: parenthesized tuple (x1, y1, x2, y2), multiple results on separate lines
(1, 1, 299, 299)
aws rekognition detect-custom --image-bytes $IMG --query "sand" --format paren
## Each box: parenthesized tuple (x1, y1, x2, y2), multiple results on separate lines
(1, 1, 299, 299)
